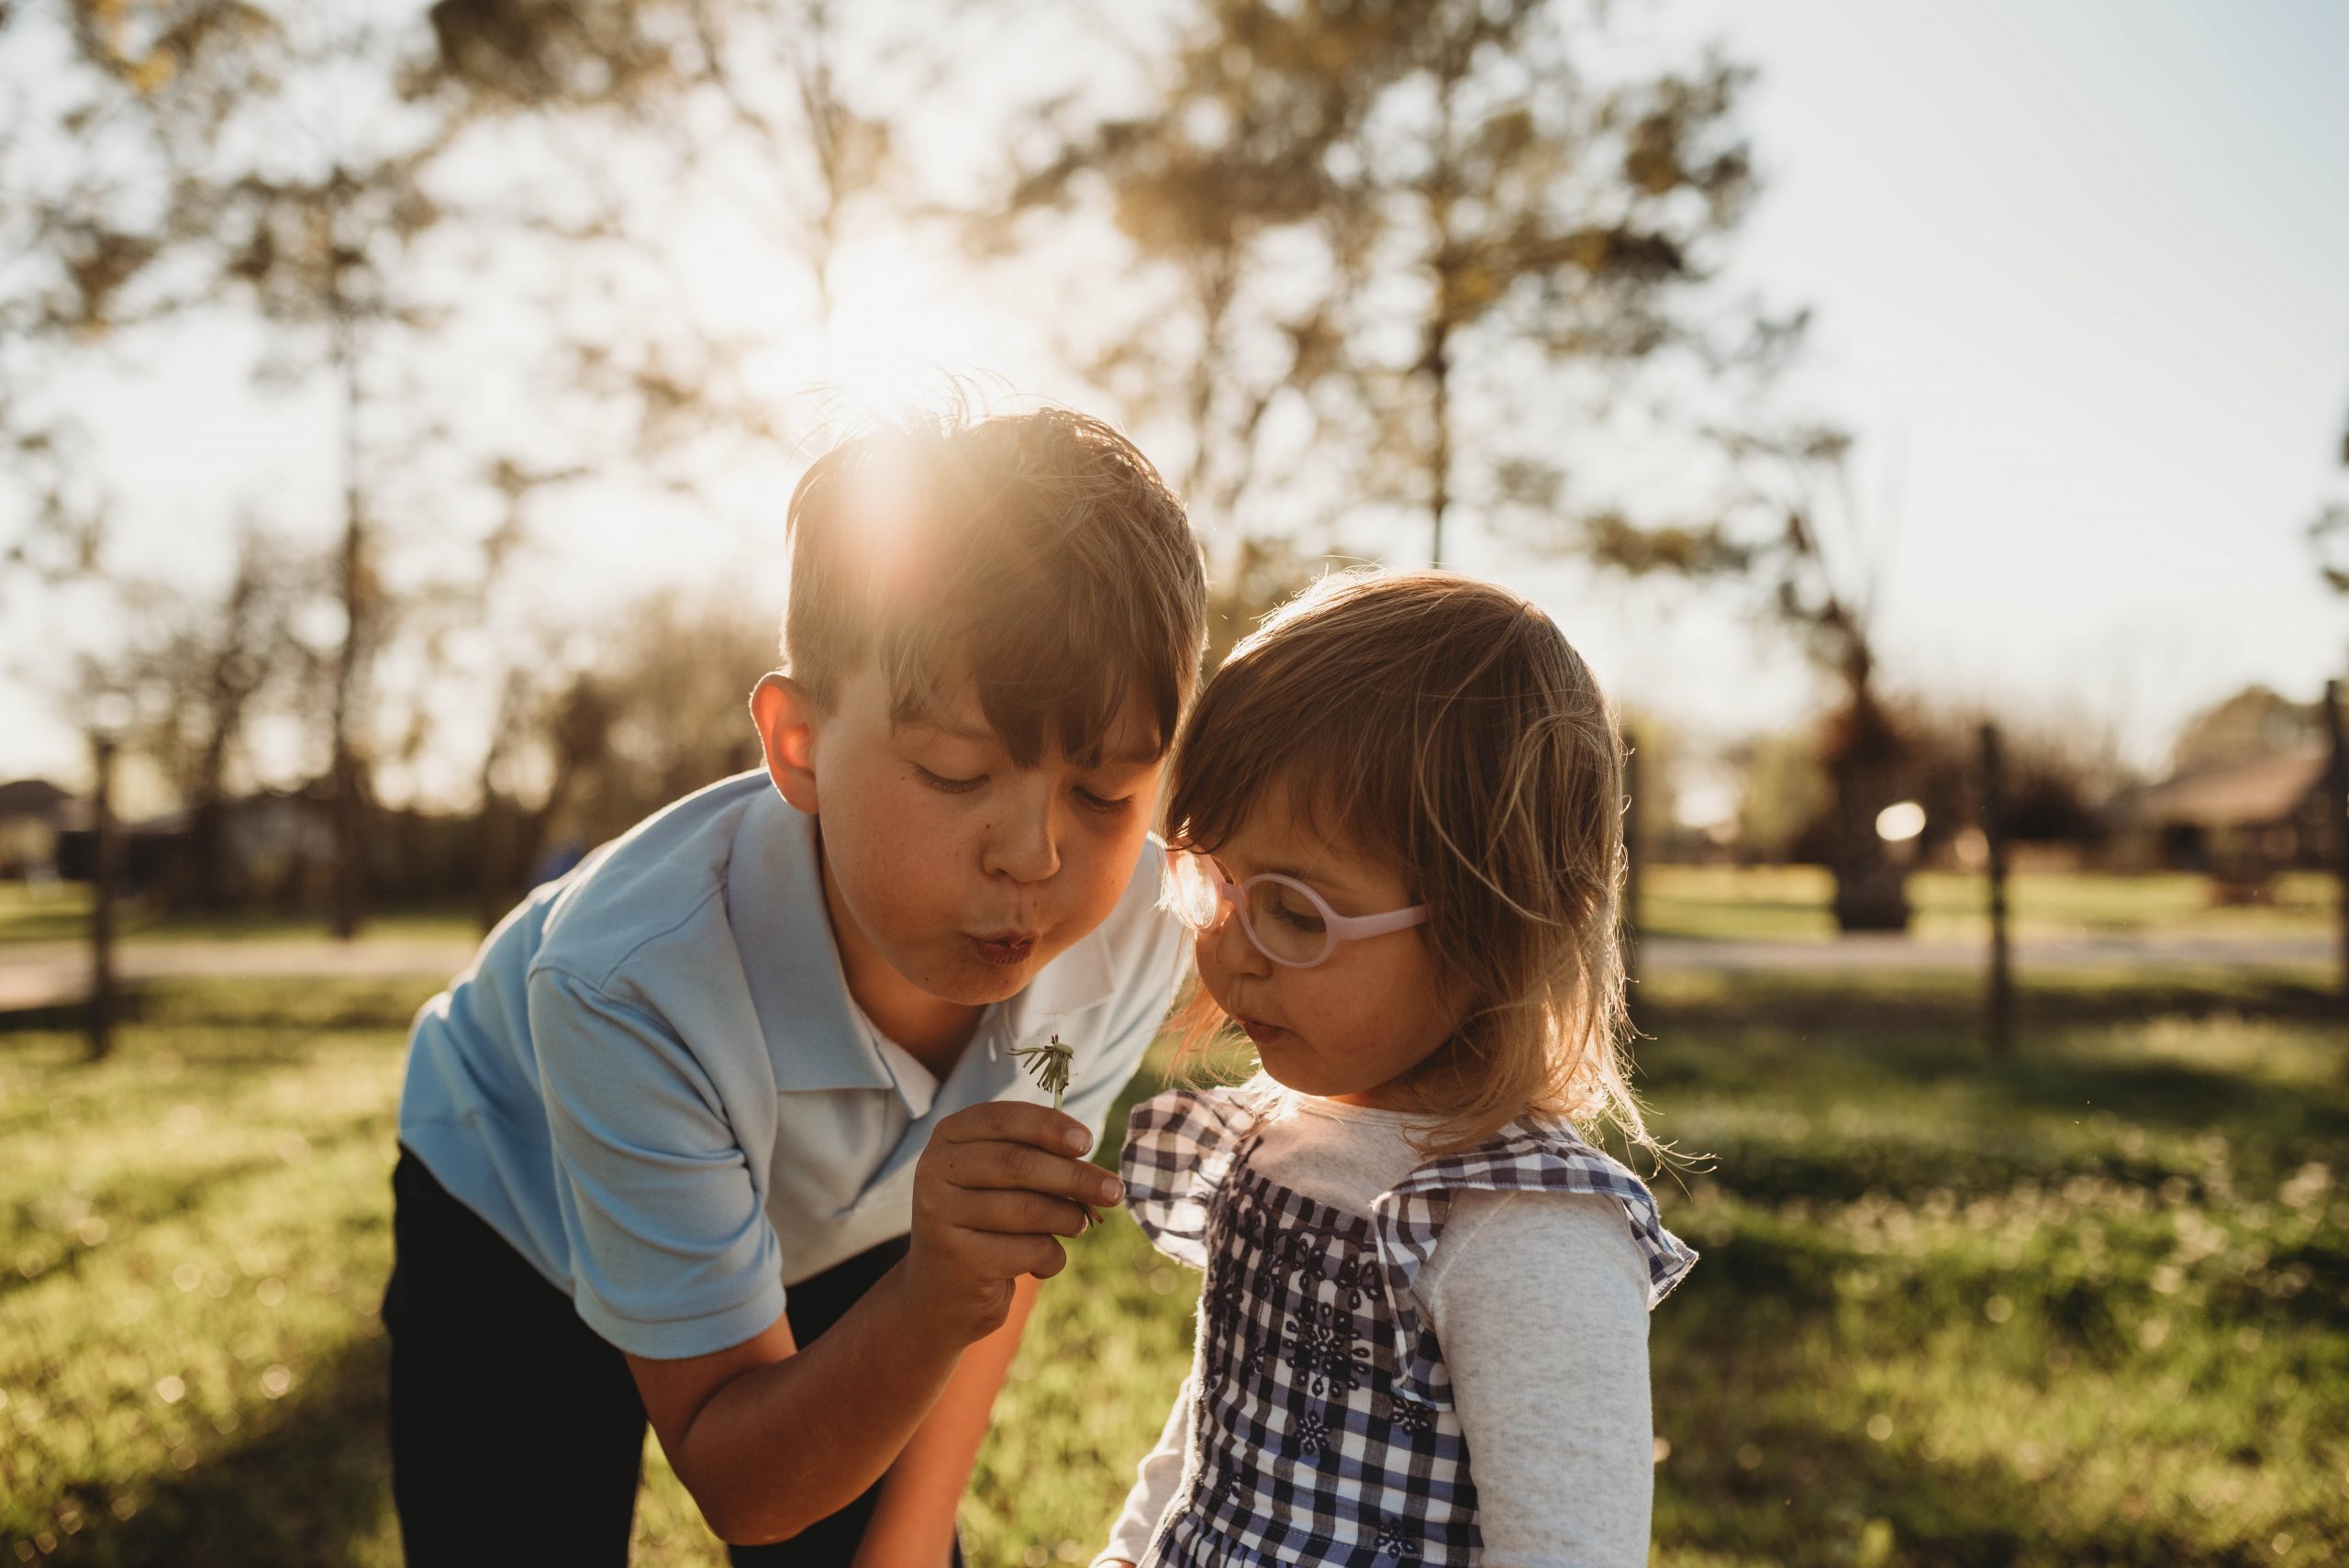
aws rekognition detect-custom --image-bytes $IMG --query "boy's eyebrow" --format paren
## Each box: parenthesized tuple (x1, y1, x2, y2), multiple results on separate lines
(907, 716, 995, 744)
(907, 717, 1163, 768)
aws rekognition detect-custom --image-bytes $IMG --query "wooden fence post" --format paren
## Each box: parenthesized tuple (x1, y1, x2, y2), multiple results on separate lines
(2324, 680, 2349, 1012)
(1623, 728, 1643, 1039)
(88, 728, 119, 1062)
(1981, 722, 2013, 1056)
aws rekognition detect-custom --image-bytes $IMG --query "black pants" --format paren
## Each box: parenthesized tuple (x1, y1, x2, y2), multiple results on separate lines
(384, 1147, 962, 1567)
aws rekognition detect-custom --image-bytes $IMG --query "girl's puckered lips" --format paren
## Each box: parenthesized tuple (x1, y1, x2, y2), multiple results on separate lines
(1234, 1013, 1290, 1046)
(967, 930, 1038, 967)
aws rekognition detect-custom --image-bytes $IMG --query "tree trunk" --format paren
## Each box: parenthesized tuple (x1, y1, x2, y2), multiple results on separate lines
(328, 317, 369, 940)
(1429, 316, 1451, 569)
(1823, 665, 1910, 933)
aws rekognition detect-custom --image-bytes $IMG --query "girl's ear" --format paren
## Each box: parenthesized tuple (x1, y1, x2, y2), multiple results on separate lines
(749, 673, 822, 814)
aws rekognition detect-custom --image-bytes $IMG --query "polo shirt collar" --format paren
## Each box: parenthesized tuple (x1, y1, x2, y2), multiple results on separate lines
(725, 789, 895, 1095)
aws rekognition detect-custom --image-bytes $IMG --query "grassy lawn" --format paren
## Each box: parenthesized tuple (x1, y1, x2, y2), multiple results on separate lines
(0, 884, 476, 948)
(6, 868, 2334, 952)
(1641, 865, 2337, 944)
(4, 971, 2344, 1565)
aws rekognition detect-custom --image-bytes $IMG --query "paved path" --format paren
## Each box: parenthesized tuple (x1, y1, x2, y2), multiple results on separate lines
(3, 929, 2335, 1014)
(1636, 930, 2336, 973)
(0, 937, 482, 1012)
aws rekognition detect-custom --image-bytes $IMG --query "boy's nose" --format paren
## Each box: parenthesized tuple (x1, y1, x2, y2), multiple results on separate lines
(982, 787, 1063, 884)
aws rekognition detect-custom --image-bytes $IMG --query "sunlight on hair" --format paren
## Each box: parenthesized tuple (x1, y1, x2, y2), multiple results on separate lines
(829, 446, 938, 606)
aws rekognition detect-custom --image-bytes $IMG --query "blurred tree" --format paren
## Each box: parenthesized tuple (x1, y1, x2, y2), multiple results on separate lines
(989, 0, 1787, 570)
(1199, 535, 1348, 676)
(469, 586, 771, 918)
(1600, 426, 1913, 928)
(473, 661, 615, 929)
(973, 1, 1378, 592)
(2170, 684, 2322, 774)
(1898, 700, 2118, 858)
(2310, 391, 2348, 595)
(404, 0, 930, 475)
(1616, 707, 1687, 860)
(1729, 728, 1830, 864)
(1329, 0, 1776, 569)
(112, 526, 313, 909)
(2, 1, 482, 937)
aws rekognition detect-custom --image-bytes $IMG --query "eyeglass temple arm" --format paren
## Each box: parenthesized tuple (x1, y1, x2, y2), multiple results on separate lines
(1322, 905, 1428, 940)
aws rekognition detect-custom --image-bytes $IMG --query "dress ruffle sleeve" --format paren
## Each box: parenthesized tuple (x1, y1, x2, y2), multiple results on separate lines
(1370, 1119, 1698, 1408)
(1118, 1080, 1276, 1270)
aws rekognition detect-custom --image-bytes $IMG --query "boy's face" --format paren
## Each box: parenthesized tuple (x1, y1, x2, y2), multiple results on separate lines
(754, 664, 1167, 1015)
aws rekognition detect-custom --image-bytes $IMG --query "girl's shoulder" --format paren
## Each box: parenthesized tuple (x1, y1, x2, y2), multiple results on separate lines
(1382, 1118, 1699, 1312)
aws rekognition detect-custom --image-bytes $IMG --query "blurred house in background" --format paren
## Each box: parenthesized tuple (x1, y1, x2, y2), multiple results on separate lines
(2107, 743, 2333, 891)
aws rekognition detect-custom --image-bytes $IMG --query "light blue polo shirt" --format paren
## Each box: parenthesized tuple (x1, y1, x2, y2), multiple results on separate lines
(396, 771, 1186, 1360)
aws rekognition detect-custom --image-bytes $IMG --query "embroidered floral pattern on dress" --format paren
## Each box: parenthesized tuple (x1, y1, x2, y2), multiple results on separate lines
(1285, 1298, 1367, 1398)
(1375, 1517, 1425, 1559)
(1386, 1394, 1435, 1437)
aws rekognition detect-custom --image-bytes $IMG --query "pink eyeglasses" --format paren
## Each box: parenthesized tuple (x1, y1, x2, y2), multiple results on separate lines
(1166, 852, 1429, 969)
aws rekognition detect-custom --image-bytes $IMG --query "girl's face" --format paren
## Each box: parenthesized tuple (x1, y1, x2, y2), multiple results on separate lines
(1188, 785, 1464, 1108)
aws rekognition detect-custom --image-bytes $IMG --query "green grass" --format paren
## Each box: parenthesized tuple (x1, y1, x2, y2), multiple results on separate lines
(10, 867, 2334, 951)
(1642, 866, 2336, 944)
(4, 973, 2345, 1565)
(0, 884, 476, 948)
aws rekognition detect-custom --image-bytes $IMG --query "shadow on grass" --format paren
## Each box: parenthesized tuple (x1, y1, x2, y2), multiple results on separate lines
(1653, 1275, 2345, 1568)
(44, 1331, 394, 1568)
(1654, 1406, 2298, 1568)
(1646, 970, 2341, 1036)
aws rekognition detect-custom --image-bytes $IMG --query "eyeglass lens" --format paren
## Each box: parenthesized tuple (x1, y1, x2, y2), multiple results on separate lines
(1237, 876, 1330, 965)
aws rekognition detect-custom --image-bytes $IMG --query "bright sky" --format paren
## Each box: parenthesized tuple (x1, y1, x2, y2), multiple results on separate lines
(1523, 0, 2349, 771)
(5, 0, 2346, 800)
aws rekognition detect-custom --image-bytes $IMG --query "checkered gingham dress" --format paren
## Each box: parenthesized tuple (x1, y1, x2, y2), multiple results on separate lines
(1119, 1078, 1697, 1567)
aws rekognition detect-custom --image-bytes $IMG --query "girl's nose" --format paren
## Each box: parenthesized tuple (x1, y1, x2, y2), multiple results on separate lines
(1207, 893, 1272, 977)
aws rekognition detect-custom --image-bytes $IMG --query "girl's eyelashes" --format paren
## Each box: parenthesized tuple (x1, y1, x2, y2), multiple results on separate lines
(1075, 787, 1132, 815)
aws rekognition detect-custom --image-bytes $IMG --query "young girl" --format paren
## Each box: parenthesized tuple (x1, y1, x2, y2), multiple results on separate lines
(1093, 570, 1696, 1568)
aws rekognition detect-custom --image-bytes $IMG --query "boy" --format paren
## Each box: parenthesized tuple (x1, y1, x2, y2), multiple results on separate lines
(384, 407, 1208, 1565)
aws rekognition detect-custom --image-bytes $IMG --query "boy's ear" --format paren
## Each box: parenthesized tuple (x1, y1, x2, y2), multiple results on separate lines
(749, 673, 822, 815)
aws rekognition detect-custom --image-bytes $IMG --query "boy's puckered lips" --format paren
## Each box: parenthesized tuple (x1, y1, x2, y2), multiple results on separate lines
(968, 929, 1039, 967)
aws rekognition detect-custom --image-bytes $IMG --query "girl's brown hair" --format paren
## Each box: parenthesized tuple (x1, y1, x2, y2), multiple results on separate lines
(1163, 568, 1653, 1159)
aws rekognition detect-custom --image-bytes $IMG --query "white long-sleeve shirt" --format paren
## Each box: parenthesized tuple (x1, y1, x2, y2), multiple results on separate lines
(1094, 1094, 1658, 1568)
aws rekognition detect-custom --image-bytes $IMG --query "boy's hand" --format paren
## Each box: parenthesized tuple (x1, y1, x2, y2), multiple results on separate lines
(906, 1103, 1123, 1343)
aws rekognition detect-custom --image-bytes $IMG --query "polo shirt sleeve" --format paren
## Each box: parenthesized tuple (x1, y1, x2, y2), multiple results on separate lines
(529, 962, 786, 1360)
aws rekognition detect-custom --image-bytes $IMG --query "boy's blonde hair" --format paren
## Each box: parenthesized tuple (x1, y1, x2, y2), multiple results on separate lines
(1163, 568, 1653, 1158)
(784, 406, 1208, 762)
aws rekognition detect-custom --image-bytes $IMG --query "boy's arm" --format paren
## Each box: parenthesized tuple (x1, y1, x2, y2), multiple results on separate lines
(850, 1274, 1041, 1568)
(626, 1105, 1116, 1546)
(627, 1266, 956, 1545)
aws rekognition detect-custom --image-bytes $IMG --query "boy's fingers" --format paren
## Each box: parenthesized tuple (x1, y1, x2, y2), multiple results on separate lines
(939, 1140, 1122, 1207)
(1018, 1235, 1068, 1280)
(953, 1189, 1100, 1240)
(936, 1101, 1092, 1155)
